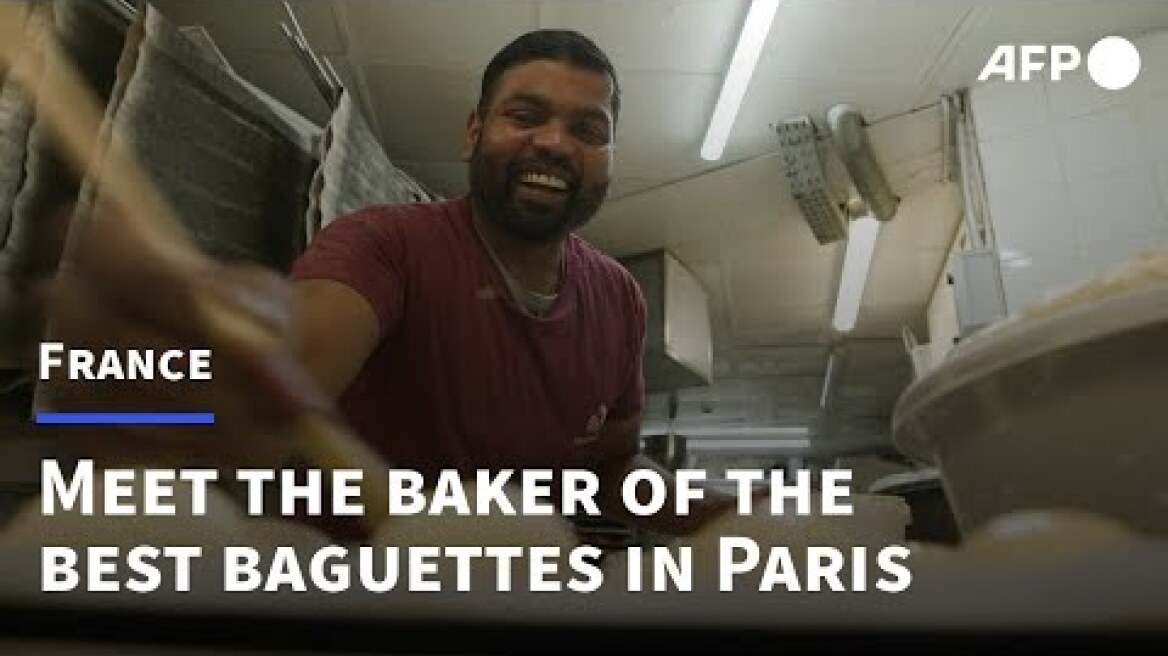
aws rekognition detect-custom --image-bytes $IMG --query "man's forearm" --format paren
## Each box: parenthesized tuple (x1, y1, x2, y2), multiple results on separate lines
(597, 454, 736, 537)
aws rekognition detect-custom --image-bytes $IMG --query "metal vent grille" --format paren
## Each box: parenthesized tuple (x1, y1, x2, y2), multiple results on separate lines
(776, 117, 847, 244)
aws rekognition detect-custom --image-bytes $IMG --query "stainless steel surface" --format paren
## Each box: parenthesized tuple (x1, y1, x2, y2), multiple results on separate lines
(620, 249, 713, 393)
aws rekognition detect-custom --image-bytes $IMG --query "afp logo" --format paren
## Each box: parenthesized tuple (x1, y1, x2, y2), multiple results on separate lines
(978, 37, 1141, 90)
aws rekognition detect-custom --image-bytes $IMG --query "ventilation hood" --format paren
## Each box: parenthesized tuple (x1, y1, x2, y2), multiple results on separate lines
(620, 249, 713, 394)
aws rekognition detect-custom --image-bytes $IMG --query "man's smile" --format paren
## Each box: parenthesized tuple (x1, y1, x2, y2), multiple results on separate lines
(518, 171, 569, 191)
(512, 168, 575, 206)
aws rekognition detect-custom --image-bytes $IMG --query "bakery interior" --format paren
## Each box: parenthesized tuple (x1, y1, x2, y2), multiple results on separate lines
(1, 0, 1167, 651)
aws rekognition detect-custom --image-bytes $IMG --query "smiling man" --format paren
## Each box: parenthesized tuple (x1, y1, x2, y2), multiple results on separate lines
(288, 30, 735, 535)
(38, 29, 735, 538)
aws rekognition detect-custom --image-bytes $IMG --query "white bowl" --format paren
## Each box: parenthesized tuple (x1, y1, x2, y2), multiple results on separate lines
(893, 276, 1168, 538)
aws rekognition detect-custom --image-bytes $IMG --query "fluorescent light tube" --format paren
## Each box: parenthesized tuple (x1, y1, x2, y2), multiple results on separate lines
(685, 438, 812, 452)
(686, 426, 809, 438)
(832, 214, 881, 332)
(641, 424, 810, 438)
(819, 352, 838, 409)
(700, 0, 780, 161)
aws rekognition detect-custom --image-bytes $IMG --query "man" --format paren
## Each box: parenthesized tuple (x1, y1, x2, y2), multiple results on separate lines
(40, 30, 737, 536)
(288, 29, 736, 535)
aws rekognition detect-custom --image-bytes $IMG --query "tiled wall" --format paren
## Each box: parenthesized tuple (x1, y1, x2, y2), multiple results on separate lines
(971, 30, 1168, 313)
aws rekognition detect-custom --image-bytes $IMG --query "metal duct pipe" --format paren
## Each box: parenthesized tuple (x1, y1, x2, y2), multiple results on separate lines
(826, 103, 899, 221)
(954, 94, 980, 248)
(940, 94, 957, 184)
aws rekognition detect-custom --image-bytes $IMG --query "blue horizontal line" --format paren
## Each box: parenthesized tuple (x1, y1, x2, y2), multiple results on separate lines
(35, 412, 216, 425)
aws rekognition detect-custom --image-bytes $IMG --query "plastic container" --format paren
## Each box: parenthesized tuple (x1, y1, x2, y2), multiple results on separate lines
(869, 469, 960, 545)
(893, 276, 1168, 538)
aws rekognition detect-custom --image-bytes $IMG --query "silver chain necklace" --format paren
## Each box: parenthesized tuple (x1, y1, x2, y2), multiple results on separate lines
(472, 216, 562, 318)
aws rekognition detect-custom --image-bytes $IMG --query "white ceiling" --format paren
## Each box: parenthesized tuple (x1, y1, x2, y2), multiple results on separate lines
(149, 0, 1168, 450)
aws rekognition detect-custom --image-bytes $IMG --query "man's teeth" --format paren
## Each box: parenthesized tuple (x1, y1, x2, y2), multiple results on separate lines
(520, 172, 568, 190)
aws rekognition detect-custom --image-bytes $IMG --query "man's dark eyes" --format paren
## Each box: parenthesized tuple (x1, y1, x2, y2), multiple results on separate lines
(507, 109, 542, 125)
(575, 122, 611, 145)
(503, 109, 610, 145)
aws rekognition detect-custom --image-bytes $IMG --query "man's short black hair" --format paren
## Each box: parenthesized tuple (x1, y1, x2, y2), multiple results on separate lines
(477, 29, 620, 124)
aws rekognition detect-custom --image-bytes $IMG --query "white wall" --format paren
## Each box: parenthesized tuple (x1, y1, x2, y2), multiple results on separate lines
(971, 30, 1168, 313)
(922, 223, 964, 372)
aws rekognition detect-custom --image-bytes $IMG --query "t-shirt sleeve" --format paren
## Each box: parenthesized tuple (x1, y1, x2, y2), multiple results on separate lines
(289, 207, 406, 337)
(609, 270, 647, 420)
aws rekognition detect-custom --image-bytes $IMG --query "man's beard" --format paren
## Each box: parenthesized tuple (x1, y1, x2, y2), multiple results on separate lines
(468, 141, 608, 244)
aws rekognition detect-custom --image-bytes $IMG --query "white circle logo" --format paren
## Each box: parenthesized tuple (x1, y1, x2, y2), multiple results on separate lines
(1087, 36, 1141, 90)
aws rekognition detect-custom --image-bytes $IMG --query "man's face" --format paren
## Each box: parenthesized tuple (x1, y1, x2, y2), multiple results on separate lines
(465, 59, 615, 243)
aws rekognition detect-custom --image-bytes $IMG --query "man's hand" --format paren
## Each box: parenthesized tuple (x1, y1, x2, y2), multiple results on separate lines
(35, 203, 337, 470)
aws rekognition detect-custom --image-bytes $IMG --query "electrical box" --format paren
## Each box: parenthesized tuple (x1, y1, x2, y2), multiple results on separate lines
(776, 117, 848, 245)
(950, 248, 1007, 337)
(619, 250, 713, 393)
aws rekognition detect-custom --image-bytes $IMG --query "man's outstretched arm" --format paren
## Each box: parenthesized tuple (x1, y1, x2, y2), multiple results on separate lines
(292, 279, 382, 399)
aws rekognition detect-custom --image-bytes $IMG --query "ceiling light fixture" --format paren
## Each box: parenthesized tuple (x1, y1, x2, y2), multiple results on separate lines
(819, 351, 839, 409)
(700, 0, 780, 161)
(832, 214, 881, 332)
(641, 424, 810, 438)
(685, 438, 812, 452)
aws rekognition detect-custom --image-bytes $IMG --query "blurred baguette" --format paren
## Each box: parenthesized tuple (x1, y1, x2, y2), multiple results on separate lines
(0, 3, 389, 536)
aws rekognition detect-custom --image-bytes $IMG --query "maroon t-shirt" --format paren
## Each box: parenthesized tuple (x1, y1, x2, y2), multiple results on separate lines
(290, 196, 646, 479)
